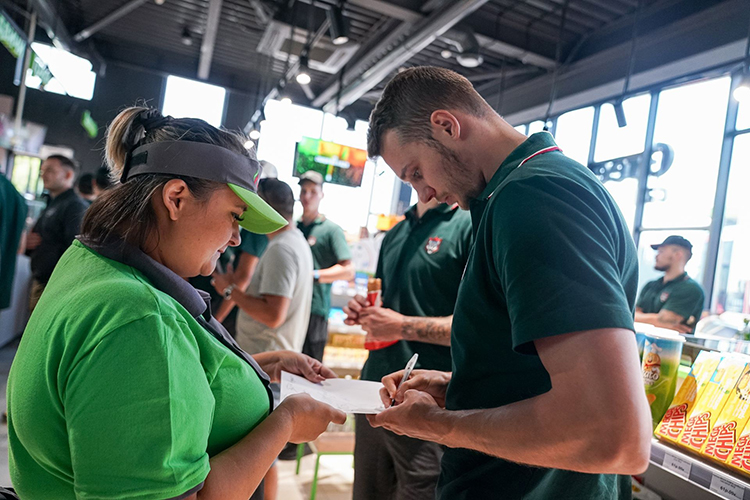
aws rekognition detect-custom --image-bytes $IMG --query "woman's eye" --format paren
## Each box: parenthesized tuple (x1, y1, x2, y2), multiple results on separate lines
(233, 213, 245, 222)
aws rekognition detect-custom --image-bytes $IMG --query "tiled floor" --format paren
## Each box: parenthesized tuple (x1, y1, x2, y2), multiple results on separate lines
(0, 342, 353, 498)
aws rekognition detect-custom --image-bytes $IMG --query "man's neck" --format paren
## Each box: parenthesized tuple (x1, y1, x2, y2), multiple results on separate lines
(301, 210, 319, 225)
(415, 199, 440, 219)
(663, 267, 686, 283)
(476, 117, 529, 185)
(267, 223, 293, 240)
(48, 187, 70, 199)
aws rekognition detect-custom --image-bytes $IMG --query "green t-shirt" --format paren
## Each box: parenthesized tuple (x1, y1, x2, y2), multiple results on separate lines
(239, 229, 269, 257)
(8, 240, 271, 499)
(441, 133, 638, 499)
(637, 272, 705, 330)
(297, 216, 351, 318)
(361, 204, 472, 382)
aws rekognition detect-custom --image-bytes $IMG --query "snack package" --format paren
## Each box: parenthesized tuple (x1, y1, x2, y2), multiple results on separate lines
(655, 351, 724, 443)
(642, 330, 685, 428)
(364, 278, 397, 351)
(701, 364, 750, 462)
(677, 355, 750, 452)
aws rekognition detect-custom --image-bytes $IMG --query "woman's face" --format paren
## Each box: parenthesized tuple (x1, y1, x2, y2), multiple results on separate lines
(153, 182, 244, 278)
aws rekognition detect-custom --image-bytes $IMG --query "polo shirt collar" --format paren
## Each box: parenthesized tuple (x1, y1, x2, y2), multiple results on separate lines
(663, 272, 689, 285)
(474, 132, 558, 203)
(300, 214, 325, 227)
(77, 236, 209, 319)
(405, 203, 457, 223)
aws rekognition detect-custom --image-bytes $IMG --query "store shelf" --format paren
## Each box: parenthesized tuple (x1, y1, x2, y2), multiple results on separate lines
(650, 439, 750, 500)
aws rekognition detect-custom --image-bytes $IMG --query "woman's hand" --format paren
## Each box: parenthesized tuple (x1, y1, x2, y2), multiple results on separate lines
(380, 369, 452, 408)
(254, 351, 337, 384)
(276, 393, 347, 444)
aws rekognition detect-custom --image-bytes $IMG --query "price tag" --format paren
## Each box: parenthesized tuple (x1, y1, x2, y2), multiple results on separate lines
(710, 475, 745, 500)
(663, 452, 692, 479)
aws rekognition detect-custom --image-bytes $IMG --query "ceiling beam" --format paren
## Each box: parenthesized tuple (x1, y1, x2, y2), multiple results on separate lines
(198, 0, 224, 80)
(321, 0, 491, 114)
(74, 0, 150, 42)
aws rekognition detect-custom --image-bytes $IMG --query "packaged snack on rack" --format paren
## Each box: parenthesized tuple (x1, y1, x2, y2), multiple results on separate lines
(701, 364, 750, 462)
(678, 355, 750, 452)
(642, 330, 686, 428)
(655, 351, 724, 443)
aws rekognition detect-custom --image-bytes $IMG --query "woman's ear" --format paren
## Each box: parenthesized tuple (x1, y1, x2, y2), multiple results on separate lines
(161, 179, 190, 221)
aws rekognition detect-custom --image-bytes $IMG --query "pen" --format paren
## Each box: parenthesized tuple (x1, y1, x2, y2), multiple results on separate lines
(391, 353, 418, 407)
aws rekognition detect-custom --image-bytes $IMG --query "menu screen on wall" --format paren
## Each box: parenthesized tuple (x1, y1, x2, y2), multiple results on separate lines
(293, 137, 368, 188)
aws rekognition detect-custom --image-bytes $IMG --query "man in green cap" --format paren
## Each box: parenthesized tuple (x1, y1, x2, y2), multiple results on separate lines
(364, 67, 651, 499)
(635, 235, 705, 333)
(297, 170, 355, 361)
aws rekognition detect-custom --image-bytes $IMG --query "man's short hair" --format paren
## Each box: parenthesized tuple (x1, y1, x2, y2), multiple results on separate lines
(46, 154, 78, 172)
(77, 173, 95, 195)
(258, 178, 294, 221)
(95, 166, 113, 191)
(367, 66, 490, 159)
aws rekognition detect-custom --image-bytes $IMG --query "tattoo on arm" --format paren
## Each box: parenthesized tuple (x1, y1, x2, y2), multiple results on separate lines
(401, 316, 452, 346)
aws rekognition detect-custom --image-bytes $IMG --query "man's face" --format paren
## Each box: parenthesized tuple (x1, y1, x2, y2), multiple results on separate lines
(380, 129, 482, 210)
(40, 159, 73, 193)
(299, 181, 323, 213)
(654, 245, 684, 272)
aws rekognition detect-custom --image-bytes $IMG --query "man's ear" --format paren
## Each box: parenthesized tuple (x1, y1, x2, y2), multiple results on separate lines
(161, 179, 190, 221)
(430, 110, 461, 141)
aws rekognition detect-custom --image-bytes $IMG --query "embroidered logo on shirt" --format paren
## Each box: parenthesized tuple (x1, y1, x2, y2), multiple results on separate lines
(307, 236, 317, 246)
(425, 237, 442, 255)
(660, 292, 670, 303)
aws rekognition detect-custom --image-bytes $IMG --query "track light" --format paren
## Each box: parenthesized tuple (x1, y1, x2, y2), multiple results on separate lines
(296, 52, 311, 85)
(181, 27, 193, 46)
(734, 74, 750, 103)
(613, 100, 627, 128)
(244, 140, 255, 149)
(249, 128, 261, 141)
(280, 96, 292, 105)
(327, 4, 349, 46)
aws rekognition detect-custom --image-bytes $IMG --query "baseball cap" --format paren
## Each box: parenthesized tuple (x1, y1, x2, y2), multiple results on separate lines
(122, 140, 288, 234)
(299, 170, 324, 186)
(651, 235, 693, 254)
(259, 160, 278, 179)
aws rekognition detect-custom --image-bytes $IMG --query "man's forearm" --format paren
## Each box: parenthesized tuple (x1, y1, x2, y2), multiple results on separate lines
(318, 262, 355, 283)
(635, 311, 683, 329)
(400, 316, 452, 346)
(233, 293, 279, 327)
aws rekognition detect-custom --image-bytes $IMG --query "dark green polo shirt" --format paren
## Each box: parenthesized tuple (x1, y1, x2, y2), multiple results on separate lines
(238, 229, 269, 258)
(297, 216, 351, 318)
(361, 204, 472, 382)
(637, 272, 704, 330)
(441, 133, 638, 500)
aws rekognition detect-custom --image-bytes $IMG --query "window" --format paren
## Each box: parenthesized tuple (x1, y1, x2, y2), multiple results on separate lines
(528, 120, 545, 134)
(640, 78, 730, 231)
(162, 75, 226, 127)
(554, 106, 594, 166)
(514, 124, 527, 134)
(737, 95, 750, 131)
(637, 229, 709, 298)
(26, 43, 96, 100)
(712, 133, 750, 314)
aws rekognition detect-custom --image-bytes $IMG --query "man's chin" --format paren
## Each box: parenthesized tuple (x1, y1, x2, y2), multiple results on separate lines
(655, 265, 668, 272)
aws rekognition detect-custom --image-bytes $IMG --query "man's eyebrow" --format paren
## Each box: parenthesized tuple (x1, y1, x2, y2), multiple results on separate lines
(400, 164, 410, 181)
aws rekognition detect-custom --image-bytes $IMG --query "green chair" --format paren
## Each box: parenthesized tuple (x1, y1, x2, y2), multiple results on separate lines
(295, 432, 355, 500)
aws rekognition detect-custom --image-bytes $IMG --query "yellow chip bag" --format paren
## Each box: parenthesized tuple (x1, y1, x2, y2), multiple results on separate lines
(655, 351, 723, 443)
(701, 364, 750, 462)
(678, 355, 750, 452)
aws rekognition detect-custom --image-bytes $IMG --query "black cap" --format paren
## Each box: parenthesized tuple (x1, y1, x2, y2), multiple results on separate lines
(651, 235, 693, 253)
(258, 178, 294, 220)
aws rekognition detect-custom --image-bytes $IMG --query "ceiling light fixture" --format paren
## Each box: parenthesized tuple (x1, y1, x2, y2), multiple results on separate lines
(296, 51, 311, 85)
(327, 3, 349, 46)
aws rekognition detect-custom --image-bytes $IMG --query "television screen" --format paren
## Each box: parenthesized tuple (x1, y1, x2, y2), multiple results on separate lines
(293, 137, 368, 188)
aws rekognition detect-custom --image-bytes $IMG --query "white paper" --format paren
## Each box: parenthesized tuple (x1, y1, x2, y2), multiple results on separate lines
(663, 452, 692, 479)
(710, 475, 745, 500)
(280, 371, 386, 414)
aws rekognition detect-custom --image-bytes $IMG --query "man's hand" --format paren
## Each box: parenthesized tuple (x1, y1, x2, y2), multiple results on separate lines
(26, 232, 42, 251)
(360, 307, 404, 342)
(254, 350, 337, 384)
(379, 369, 451, 408)
(367, 390, 446, 442)
(343, 294, 369, 325)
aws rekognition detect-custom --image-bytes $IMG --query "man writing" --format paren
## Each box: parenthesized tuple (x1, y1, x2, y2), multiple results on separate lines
(635, 235, 705, 333)
(297, 171, 355, 361)
(365, 67, 651, 499)
(344, 198, 471, 499)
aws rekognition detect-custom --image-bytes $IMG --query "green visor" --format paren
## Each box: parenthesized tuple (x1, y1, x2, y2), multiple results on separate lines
(123, 140, 288, 234)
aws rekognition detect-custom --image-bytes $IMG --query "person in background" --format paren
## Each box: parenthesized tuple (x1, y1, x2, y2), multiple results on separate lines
(344, 197, 472, 500)
(76, 173, 97, 203)
(24, 155, 88, 312)
(0, 174, 28, 311)
(365, 67, 651, 499)
(7, 107, 345, 500)
(93, 166, 113, 196)
(212, 161, 278, 330)
(635, 235, 705, 333)
(298, 170, 355, 361)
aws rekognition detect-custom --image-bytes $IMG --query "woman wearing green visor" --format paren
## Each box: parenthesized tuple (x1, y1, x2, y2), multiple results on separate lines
(6, 107, 346, 499)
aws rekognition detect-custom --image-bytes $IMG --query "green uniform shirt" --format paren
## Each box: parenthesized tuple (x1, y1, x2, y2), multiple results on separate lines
(297, 216, 351, 318)
(637, 272, 704, 329)
(361, 204, 472, 382)
(8, 240, 271, 499)
(239, 229, 269, 257)
(442, 133, 638, 500)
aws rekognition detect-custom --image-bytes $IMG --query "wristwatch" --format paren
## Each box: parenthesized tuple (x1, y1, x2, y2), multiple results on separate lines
(313, 270, 320, 281)
(222, 284, 236, 299)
